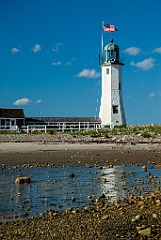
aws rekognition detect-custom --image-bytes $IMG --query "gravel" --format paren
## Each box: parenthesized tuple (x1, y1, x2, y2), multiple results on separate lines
(1, 190, 161, 239)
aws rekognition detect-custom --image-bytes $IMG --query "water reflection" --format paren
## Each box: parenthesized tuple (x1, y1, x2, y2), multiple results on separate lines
(99, 166, 127, 201)
(0, 164, 161, 222)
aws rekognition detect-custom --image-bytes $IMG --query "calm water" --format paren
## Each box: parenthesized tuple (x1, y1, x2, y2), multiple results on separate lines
(0, 163, 161, 222)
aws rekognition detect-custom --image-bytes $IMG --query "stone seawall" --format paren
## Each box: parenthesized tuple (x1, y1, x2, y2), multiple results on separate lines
(0, 133, 161, 143)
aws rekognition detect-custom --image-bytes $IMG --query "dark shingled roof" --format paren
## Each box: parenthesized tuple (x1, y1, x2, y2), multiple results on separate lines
(25, 117, 101, 123)
(0, 108, 25, 118)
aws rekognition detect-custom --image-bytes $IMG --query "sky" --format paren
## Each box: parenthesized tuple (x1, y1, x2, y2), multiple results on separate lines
(0, 0, 161, 125)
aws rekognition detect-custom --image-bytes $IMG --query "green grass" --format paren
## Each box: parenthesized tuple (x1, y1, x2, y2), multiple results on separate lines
(0, 124, 161, 137)
(141, 131, 152, 138)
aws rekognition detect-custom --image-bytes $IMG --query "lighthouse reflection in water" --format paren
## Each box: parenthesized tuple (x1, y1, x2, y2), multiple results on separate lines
(99, 166, 128, 202)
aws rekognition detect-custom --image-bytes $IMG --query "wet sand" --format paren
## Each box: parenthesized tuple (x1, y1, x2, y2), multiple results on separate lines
(0, 142, 161, 166)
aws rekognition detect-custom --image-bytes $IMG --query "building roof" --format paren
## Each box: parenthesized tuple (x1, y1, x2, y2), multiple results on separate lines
(0, 108, 25, 118)
(25, 117, 101, 123)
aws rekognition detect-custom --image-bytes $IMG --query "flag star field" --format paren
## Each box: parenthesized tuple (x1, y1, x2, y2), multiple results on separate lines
(0, 0, 161, 125)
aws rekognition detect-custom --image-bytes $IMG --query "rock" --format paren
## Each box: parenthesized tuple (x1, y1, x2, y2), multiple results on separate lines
(68, 173, 75, 178)
(84, 206, 94, 212)
(156, 199, 161, 205)
(87, 196, 92, 199)
(152, 213, 158, 219)
(101, 214, 109, 220)
(137, 201, 144, 207)
(142, 166, 147, 171)
(71, 209, 78, 214)
(138, 227, 151, 236)
(26, 205, 31, 211)
(156, 163, 161, 168)
(15, 176, 31, 184)
(132, 214, 141, 222)
(97, 193, 106, 200)
(19, 212, 29, 218)
(39, 212, 45, 217)
(113, 198, 121, 208)
(94, 177, 100, 180)
(48, 210, 59, 217)
(65, 208, 72, 213)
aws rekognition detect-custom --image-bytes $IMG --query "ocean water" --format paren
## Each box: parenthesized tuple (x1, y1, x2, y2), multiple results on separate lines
(0, 163, 161, 222)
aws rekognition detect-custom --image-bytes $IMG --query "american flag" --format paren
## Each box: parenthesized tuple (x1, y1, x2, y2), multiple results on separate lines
(103, 23, 118, 32)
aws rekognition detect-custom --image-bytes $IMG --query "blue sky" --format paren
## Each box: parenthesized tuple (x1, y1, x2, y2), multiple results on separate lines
(0, 0, 161, 125)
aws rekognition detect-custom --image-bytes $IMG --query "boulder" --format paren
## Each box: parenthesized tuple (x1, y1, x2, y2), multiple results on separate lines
(142, 166, 147, 171)
(15, 176, 31, 184)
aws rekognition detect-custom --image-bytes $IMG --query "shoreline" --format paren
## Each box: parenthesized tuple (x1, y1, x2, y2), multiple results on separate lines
(1, 141, 161, 153)
(1, 135, 161, 238)
(0, 141, 161, 166)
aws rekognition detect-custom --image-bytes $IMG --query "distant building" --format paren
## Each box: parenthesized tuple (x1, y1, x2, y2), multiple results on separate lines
(25, 117, 101, 132)
(0, 108, 25, 130)
(0, 108, 101, 131)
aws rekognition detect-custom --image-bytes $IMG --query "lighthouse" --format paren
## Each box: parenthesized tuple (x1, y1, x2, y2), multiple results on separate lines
(99, 38, 126, 127)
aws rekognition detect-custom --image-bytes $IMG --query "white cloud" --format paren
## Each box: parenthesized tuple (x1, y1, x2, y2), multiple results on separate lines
(124, 47, 141, 56)
(149, 92, 155, 97)
(75, 69, 101, 79)
(52, 61, 61, 66)
(152, 47, 161, 53)
(52, 43, 62, 53)
(32, 44, 41, 53)
(11, 47, 20, 54)
(35, 99, 42, 103)
(130, 57, 155, 70)
(13, 98, 32, 106)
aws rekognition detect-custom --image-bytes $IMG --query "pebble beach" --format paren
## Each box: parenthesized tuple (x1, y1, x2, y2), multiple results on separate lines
(1, 132, 161, 239)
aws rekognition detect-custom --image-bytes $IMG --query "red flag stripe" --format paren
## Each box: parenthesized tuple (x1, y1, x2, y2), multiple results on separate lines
(103, 24, 117, 32)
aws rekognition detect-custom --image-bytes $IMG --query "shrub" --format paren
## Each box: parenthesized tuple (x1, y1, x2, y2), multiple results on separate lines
(47, 130, 57, 135)
(90, 131, 102, 138)
(104, 133, 110, 138)
(141, 131, 152, 138)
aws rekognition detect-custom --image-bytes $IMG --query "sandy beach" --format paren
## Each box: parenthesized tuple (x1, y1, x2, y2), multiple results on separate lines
(0, 141, 161, 166)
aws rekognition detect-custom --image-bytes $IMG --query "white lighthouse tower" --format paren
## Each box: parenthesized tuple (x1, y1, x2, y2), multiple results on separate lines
(99, 38, 126, 127)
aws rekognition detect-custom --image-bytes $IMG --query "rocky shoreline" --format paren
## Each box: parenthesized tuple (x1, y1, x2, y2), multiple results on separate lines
(1, 133, 161, 239)
(1, 190, 161, 239)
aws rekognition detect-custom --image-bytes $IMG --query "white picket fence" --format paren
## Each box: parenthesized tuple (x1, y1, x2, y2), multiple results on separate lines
(0, 121, 101, 133)
(25, 122, 101, 133)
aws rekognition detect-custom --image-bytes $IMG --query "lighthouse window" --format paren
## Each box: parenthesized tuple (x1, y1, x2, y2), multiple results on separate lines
(113, 105, 118, 114)
(106, 68, 109, 74)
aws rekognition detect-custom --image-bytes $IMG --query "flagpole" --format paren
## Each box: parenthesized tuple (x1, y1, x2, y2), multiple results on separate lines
(101, 21, 104, 55)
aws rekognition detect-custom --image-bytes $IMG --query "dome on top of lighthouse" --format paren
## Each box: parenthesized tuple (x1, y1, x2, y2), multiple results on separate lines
(104, 39, 119, 51)
(103, 38, 122, 64)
